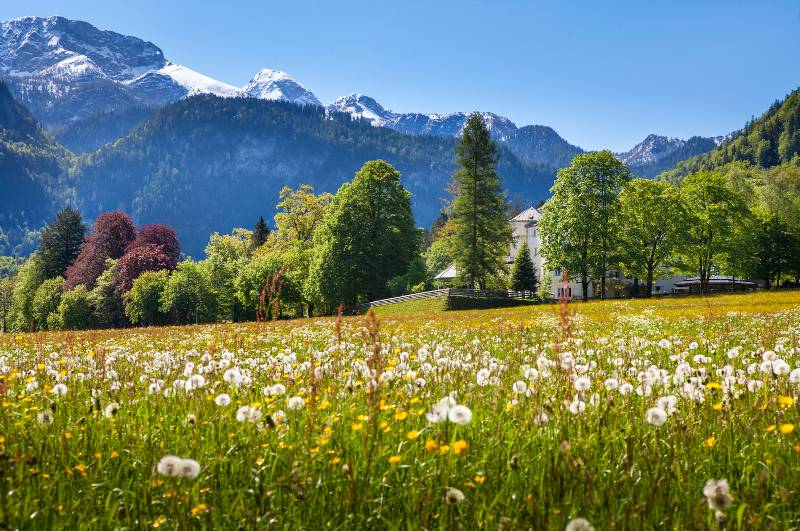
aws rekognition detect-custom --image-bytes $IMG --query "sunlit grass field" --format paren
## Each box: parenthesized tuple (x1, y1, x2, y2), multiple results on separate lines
(2, 291, 800, 529)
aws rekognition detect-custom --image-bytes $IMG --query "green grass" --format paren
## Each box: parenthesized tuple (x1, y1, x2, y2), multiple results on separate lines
(371, 295, 448, 316)
(2, 290, 800, 528)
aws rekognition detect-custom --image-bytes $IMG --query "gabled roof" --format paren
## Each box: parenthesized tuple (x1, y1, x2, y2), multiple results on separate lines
(434, 264, 457, 280)
(511, 206, 541, 222)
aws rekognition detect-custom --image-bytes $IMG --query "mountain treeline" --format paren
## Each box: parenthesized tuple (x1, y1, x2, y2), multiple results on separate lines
(661, 89, 800, 182)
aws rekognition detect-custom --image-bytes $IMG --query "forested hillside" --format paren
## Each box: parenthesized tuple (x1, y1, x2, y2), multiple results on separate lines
(74, 96, 555, 255)
(661, 88, 800, 182)
(0, 81, 74, 254)
(52, 104, 159, 153)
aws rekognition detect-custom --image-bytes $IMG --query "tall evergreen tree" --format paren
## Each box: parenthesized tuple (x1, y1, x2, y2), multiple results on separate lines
(448, 113, 511, 289)
(38, 207, 86, 279)
(252, 216, 270, 249)
(509, 241, 537, 292)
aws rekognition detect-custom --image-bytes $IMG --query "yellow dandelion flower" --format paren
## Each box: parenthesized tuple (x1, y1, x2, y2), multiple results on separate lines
(439, 444, 450, 455)
(357, 414, 368, 421)
(330, 457, 341, 465)
(704, 436, 717, 448)
(767, 424, 777, 432)
(425, 439, 438, 453)
(794, 444, 800, 454)
(711, 403, 723, 411)
(474, 475, 486, 484)
(151, 516, 168, 528)
(406, 430, 420, 441)
(705, 382, 722, 390)
(74, 463, 88, 476)
(94, 452, 102, 460)
(394, 411, 408, 421)
(191, 503, 207, 517)
(452, 439, 469, 456)
(388, 455, 401, 464)
(779, 423, 795, 434)
(351, 422, 363, 432)
(255, 457, 264, 466)
(778, 396, 794, 408)
(110, 451, 118, 458)
(463, 481, 476, 489)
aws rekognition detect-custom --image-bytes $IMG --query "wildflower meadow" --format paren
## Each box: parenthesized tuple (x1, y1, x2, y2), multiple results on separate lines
(2, 291, 800, 529)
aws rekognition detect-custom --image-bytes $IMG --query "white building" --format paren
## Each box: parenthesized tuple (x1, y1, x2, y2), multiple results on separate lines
(435, 206, 691, 298)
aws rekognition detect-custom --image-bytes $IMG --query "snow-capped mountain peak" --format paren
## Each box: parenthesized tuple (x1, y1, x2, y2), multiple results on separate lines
(128, 62, 242, 98)
(617, 134, 686, 166)
(328, 93, 396, 125)
(242, 68, 321, 106)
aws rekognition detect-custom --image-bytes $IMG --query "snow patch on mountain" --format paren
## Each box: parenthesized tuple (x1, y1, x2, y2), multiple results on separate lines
(243, 68, 321, 106)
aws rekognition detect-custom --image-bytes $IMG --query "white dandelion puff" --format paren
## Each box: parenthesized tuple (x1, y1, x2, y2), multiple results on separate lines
(448, 404, 472, 425)
(645, 407, 668, 426)
(703, 478, 733, 512)
(51, 383, 68, 396)
(214, 393, 231, 406)
(565, 517, 594, 531)
(104, 402, 119, 419)
(445, 487, 465, 504)
(287, 396, 305, 411)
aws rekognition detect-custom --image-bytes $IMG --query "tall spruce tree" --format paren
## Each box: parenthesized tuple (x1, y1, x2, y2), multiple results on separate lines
(38, 207, 86, 279)
(509, 241, 537, 292)
(252, 216, 270, 249)
(448, 113, 511, 289)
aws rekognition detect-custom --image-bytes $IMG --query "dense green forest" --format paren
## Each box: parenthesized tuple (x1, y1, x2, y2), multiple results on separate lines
(0, 85, 557, 256)
(661, 89, 800, 182)
(0, 82, 75, 255)
(52, 104, 159, 153)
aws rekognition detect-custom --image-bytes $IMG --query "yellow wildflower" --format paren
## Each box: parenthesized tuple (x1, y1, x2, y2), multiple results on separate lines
(388, 455, 401, 464)
(705, 382, 722, 390)
(711, 403, 723, 411)
(778, 396, 794, 408)
(191, 503, 207, 517)
(474, 475, 486, 484)
(394, 411, 408, 421)
(425, 439, 438, 453)
(704, 436, 717, 448)
(779, 423, 795, 434)
(151, 516, 167, 528)
(452, 439, 469, 456)
(767, 424, 777, 432)
(351, 422, 363, 431)
(439, 444, 450, 455)
(406, 430, 420, 441)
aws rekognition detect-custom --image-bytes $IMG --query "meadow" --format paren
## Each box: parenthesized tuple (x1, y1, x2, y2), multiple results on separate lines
(2, 291, 800, 529)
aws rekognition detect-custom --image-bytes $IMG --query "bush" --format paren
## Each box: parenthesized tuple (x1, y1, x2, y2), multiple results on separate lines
(124, 270, 170, 326)
(32, 276, 64, 330)
(59, 286, 95, 330)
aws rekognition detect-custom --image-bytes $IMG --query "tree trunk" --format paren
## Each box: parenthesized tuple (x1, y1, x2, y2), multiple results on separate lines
(632, 277, 639, 298)
(581, 274, 589, 302)
(601, 275, 606, 300)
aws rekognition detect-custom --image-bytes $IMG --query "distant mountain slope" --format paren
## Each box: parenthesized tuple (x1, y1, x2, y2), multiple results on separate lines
(0, 80, 73, 252)
(75, 96, 556, 255)
(51, 104, 158, 153)
(617, 134, 722, 178)
(660, 88, 800, 182)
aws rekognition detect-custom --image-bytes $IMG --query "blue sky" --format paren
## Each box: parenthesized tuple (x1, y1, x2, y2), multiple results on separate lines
(3, 0, 799, 151)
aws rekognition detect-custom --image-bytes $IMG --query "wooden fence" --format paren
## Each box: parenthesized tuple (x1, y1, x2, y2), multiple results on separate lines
(361, 288, 537, 310)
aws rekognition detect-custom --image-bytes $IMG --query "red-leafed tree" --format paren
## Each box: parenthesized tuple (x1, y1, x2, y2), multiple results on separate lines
(65, 212, 138, 290)
(127, 224, 181, 267)
(114, 244, 174, 293)
(93, 212, 137, 259)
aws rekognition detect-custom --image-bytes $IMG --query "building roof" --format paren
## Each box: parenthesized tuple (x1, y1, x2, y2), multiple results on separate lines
(434, 264, 457, 280)
(510, 206, 541, 222)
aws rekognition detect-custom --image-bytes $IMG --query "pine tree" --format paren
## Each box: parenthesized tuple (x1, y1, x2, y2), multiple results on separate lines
(509, 241, 537, 292)
(252, 216, 270, 249)
(448, 113, 511, 289)
(38, 207, 86, 279)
